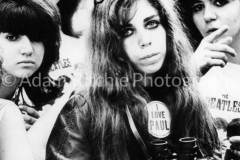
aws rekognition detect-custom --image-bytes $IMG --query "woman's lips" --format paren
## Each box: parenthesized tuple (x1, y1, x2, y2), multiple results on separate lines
(206, 28, 218, 36)
(17, 60, 35, 64)
(140, 52, 159, 60)
(140, 52, 161, 65)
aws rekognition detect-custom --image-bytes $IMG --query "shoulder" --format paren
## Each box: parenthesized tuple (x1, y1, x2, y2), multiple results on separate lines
(0, 99, 25, 137)
(0, 99, 18, 121)
(0, 99, 16, 108)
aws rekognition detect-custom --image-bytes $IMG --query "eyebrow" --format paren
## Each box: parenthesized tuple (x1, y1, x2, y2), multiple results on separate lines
(190, 0, 204, 4)
(144, 15, 159, 23)
(191, 0, 202, 4)
(121, 14, 159, 28)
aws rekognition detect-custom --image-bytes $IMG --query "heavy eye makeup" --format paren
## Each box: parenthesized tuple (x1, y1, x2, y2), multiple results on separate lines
(145, 17, 160, 29)
(121, 27, 134, 38)
(191, 1, 204, 13)
(213, 0, 229, 7)
(121, 16, 161, 38)
(191, 0, 229, 13)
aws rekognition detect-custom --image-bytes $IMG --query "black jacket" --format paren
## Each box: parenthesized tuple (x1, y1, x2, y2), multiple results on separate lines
(46, 94, 91, 160)
(46, 94, 147, 160)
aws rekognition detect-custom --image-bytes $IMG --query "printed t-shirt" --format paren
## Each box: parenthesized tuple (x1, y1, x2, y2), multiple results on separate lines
(199, 62, 240, 123)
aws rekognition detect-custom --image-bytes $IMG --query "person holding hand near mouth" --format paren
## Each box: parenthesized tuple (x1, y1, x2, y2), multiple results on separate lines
(179, 0, 240, 158)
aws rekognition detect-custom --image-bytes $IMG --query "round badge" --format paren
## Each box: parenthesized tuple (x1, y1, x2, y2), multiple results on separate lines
(146, 101, 171, 138)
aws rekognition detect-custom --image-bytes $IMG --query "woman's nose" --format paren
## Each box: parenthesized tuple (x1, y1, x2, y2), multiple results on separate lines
(203, 6, 217, 23)
(20, 35, 33, 56)
(138, 31, 152, 49)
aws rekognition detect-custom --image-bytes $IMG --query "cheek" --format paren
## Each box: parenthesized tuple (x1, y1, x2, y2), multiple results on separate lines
(152, 27, 167, 52)
(35, 44, 45, 66)
(228, 13, 240, 29)
(193, 14, 204, 29)
(123, 38, 137, 60)
(39, 49, 45, 64)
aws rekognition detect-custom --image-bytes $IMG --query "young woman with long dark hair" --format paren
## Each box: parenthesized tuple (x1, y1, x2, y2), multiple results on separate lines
(46, 0, 219, 159)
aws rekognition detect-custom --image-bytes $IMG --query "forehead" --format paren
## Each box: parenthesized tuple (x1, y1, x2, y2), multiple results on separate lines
(0, 1, 51, 42)
(128, 0, 159, 24)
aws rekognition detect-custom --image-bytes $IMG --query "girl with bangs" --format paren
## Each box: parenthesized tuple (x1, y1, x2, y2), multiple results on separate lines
(0, 0, 72, 159)
(46, 0, 219, 159)
(0, 0, 64, 108)
(0, 0, 67, 130)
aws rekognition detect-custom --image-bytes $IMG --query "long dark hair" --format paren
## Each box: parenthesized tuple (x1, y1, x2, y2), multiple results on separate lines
(86, 0, 219, 159)
(0, 0, 64, 106)
(176, 0, 203, 49)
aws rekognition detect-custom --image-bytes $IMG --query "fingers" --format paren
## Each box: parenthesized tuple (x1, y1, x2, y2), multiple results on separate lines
(207, 43, 237, 57)
(25, 123, 31, 131)
(194, 25, 236, 75)
(204, 57, 227, 68)
(19, 105, 40, 118)
(208, 51, 228, 64)
(193, 48, 229, 74)
(204, 25, 229, 43)
(217, 36, 232, 45)
(18, 105, 40, 131)
(22, 114, 37, 125)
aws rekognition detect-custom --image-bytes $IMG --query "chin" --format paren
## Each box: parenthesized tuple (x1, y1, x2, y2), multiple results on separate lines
(142, 64, 163, 75)
(144, 70, 158, 75)
(15, 72, 35, 79)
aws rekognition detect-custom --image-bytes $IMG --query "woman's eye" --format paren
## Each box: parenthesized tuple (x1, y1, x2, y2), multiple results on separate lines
(192, 3, 204, 13)
(146, 21, 159, 29)
(214, 0, 228, 7)
(6, 34, 19, 41)
(122, 28, 134, 37)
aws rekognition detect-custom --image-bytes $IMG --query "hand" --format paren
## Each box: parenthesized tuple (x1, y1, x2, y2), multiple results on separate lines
(18, 105, 40, 131)
(229, 136, 240, 157)
(191, 25, 237, 75)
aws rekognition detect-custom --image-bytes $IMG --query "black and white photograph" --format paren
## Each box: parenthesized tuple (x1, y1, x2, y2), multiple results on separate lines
(0, 0, 240, 159)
